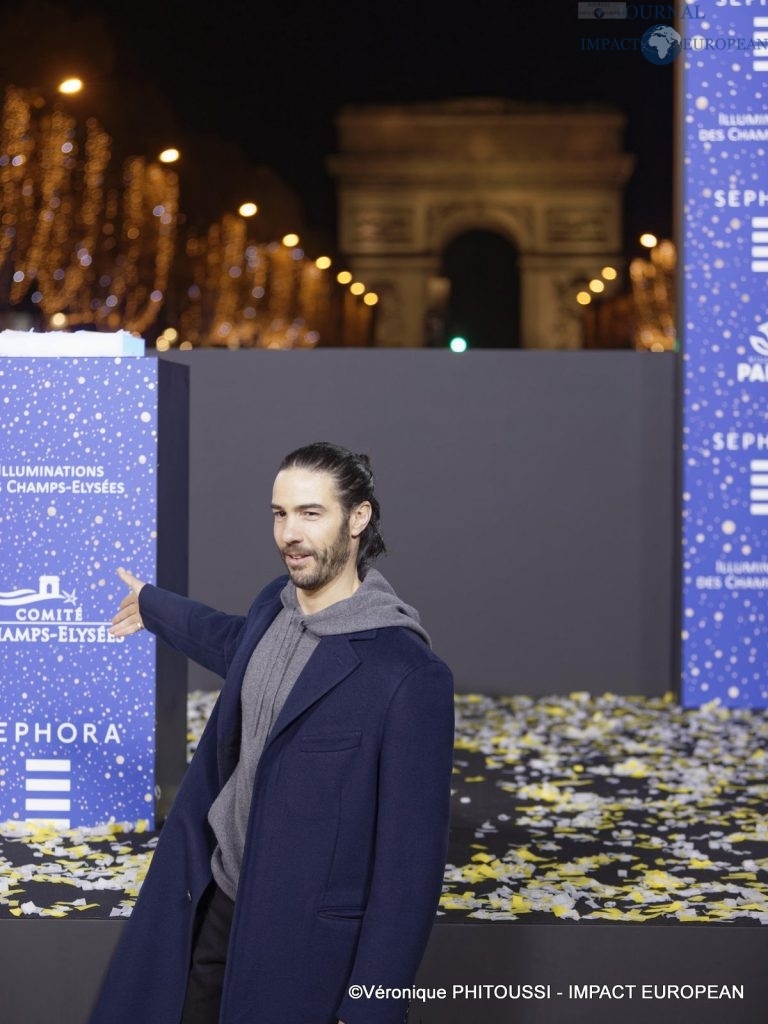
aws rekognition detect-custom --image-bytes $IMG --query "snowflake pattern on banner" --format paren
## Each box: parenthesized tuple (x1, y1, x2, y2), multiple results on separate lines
(0, 357, 157, 827)
(681, 11, 768, 707)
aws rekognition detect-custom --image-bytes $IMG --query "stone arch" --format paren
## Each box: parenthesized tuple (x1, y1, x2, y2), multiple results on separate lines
(436, 227, 521, 349)
(329, 98, 634, 348)
(428, 204, 532, 256)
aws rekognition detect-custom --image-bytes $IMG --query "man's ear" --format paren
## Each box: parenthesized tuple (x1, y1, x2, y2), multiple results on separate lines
(350, 501, 372, 539)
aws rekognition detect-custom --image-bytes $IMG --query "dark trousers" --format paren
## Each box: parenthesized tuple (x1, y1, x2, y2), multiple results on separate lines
(180, 883, 236, 1024)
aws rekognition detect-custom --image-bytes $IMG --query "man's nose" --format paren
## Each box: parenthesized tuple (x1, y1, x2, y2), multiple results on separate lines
(281, 517, 303, 543)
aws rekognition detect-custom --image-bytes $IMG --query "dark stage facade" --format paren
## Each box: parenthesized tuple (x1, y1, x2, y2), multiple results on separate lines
(2, 350, 764, 1024)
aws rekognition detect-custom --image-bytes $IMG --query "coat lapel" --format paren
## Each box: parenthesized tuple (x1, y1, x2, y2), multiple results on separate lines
(265, 634, 362, 748)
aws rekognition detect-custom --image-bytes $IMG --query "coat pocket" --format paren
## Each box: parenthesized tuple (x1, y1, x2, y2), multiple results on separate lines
(308, 910, 365, 1014)
(299, 730, 362, 752)
(317, 905, 365, 920)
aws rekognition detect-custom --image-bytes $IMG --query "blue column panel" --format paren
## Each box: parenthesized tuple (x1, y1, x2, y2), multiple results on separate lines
(0, 357, 158, 826)
(681, 11, 768, 707)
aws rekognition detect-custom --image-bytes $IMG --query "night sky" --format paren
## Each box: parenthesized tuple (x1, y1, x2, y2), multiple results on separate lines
(2, 1, 674, 257)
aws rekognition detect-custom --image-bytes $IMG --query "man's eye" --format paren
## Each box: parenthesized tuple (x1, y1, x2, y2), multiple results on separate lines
(273, 510, 285, 519)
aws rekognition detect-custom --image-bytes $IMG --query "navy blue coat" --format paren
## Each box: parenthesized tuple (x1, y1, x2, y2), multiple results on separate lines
(90, 577, 454, 1024)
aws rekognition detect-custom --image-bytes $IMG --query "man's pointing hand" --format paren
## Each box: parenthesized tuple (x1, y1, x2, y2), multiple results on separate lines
(110, 567, 147, 637)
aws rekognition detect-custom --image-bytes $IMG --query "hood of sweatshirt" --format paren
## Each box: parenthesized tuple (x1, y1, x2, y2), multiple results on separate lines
(280, 568, 430, 646)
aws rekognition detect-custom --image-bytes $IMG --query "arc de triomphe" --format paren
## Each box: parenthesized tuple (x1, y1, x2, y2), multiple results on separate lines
(328, 99, 635, 348)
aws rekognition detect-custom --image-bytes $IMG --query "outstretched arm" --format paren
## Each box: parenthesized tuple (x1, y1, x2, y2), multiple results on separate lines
(109, 567, 247, 678)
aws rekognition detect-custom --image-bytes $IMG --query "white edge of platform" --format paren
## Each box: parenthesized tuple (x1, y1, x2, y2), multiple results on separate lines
(0, 330, 146, 357)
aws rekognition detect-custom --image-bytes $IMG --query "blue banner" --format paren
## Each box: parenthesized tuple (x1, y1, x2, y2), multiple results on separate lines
(0, 357, 158, 825)
(681, 11, 768, 706)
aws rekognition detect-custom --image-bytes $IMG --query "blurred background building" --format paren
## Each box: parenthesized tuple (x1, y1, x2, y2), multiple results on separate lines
(0, 0, 676, 351)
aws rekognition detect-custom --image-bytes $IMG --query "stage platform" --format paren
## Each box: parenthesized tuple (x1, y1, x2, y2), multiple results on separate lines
(2, 691, 768, 1023)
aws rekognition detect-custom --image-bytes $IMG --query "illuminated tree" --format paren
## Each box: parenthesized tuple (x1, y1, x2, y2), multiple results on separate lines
(0, 85, 179, 334)
(629, 239, 676, 352)
(178, 214, 372, 348)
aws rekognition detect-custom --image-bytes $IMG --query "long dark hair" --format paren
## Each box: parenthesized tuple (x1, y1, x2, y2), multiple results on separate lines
(279, 442, 386, 576)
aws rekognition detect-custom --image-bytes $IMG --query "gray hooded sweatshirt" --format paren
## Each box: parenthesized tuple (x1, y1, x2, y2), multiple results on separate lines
(208, 569, 429, 899)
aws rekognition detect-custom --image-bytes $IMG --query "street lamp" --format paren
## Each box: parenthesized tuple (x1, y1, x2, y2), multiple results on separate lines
(58, 78, 83, 95)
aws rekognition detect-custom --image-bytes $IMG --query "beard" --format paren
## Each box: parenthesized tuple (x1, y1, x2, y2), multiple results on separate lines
(281, 520, 354, 591)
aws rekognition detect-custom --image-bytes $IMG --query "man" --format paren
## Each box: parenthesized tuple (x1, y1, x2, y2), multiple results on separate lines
(90, 442, 455, 1024)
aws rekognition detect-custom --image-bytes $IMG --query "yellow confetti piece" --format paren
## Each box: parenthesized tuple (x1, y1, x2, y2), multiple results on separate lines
(638, 870, 686, 890)
(518, 732, 544, 748)
(61, 845, 90, 859)
(510, 894, 532, 913)
(453, 737, 481, 752)
(514, 848, 552, 863)
(612, 758, 651, 778)
(459, 862, 505, 883)
(552, 902, 575, 918)
(517, 782, 561, 802)
(484, 757, 506, 769)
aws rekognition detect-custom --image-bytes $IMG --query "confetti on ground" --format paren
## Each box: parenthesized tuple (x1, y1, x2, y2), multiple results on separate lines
(2, 689, 767, 923)
(442, 692, 768, 924)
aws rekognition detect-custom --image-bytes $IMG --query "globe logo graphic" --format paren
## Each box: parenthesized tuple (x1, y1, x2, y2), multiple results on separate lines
(641, 24, 682, 65)
(594, 7, 605, 16)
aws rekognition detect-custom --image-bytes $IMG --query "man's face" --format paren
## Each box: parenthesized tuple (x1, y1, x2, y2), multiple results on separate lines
(271, 468, 355, 592)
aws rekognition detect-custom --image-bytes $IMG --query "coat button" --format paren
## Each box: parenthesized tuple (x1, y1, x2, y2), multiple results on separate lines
(186, 889, 191, 902)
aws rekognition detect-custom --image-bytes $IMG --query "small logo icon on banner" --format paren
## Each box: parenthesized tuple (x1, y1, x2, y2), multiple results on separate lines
(0, 575, 76, 609)
(750, 323, 768, 357)
(0, 573, 121, 644)
(751, 218, 768, 272)
(750, 460, 768, 516)
(754, 19, 768, 73)
(24, 758, 72, 828)
(738, 321, 768, 383)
